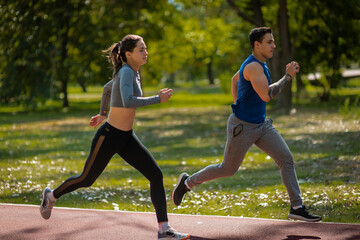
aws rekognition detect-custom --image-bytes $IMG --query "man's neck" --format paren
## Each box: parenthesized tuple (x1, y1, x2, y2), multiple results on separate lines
(252, 52, 266, 63)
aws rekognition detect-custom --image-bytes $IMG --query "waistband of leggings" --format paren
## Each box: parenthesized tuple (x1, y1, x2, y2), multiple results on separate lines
(103, 122, 133, 135)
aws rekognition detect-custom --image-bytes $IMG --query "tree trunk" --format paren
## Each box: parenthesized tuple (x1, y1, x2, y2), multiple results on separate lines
(59, 8, 70, 108)
(251, 0, 265, 26)
(207, 60, 215, 85)
(77, 79, 87, 92)
(62, 79, 68, 108)
(50, 48, 57, 99)
(167, 73, 175, 86)
(275, 0, 292, 113)
(295, 72, 306, 103)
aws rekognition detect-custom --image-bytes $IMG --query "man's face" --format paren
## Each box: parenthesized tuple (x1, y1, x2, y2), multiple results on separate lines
(257, 33, 276, 59)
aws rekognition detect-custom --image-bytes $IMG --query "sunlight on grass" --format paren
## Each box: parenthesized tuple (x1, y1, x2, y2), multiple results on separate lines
(1, 84, 359, 223)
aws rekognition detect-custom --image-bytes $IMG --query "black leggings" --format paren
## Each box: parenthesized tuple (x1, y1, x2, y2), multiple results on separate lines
(53, 122, 168, 222)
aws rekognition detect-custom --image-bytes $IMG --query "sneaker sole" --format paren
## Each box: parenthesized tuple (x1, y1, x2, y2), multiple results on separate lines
(158, 234, 190, 240)
(40, 187, 51, 219)
(172, 173, 187, 206)
(288, 213, 322, 222)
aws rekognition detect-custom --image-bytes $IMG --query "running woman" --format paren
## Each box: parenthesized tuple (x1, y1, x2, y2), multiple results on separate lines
(172, 27, 322, 222)
(40, 34, 190, 240)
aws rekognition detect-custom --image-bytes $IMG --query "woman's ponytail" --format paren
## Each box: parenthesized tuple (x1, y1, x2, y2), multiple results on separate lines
(103, 41, 123, 78)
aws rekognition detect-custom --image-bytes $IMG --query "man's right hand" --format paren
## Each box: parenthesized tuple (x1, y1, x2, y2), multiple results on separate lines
(286, 61, 300, 78)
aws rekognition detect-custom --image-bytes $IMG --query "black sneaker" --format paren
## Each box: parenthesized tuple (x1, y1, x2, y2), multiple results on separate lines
(288, 205, 322, 222)
(172, 173, 190, 206)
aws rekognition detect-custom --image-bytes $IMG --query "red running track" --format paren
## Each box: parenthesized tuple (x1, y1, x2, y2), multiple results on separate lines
(0, 204, 359, 240)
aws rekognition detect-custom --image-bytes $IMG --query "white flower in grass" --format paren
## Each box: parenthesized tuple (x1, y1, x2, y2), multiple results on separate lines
(112, 203, 119, 211)
(258, 193, 268, 199)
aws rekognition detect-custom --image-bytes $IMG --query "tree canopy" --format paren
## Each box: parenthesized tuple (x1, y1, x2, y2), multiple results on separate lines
(1, 0, 359, 109)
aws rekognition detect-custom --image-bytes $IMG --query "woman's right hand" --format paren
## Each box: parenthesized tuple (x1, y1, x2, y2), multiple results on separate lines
(159, 88, 173, 103)
(89, 114, 106, 128)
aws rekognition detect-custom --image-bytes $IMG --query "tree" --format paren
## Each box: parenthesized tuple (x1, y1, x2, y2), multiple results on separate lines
(0, 0, 99, 108)
(2, 0, 359, 108)
(293, 0, 360, 101)
(0, 0, 171, 108)
(0, 1, 55, 106)
(162, 0, 241, 85)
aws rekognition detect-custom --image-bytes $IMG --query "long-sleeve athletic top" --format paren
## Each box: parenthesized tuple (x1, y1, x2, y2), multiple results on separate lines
(100, 64, 160, 116)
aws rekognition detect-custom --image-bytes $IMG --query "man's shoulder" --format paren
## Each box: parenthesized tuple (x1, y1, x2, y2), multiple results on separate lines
(243, 61, 263, 74)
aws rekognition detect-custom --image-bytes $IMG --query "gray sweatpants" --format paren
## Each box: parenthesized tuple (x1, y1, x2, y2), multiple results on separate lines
(186, 113, 303, 206)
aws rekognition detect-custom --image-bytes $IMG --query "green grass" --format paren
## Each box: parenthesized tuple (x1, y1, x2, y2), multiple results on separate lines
(0, 84, 359, 223)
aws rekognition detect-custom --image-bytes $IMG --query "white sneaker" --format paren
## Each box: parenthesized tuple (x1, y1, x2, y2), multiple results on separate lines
(40, 187, 55, 219)
(158, 226, 190, 240)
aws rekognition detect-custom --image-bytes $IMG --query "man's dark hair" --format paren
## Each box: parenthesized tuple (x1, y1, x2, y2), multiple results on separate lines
(249, 27, 272, 49)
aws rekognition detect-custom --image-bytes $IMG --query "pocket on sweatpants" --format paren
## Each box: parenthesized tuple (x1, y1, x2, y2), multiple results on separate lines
(232, 123, 243, 137)
(266, 118, 273, 127)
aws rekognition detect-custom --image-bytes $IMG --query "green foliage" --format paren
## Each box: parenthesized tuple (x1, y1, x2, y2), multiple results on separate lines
(1, 0, 360, 108)
(293, 0, 360, 100)
(0, 0, 172, 107)
(0, 1, 54, 105)
(0, 0, 103, 108)
(218, 72, 233, 94)
(339, 97, 360, 119)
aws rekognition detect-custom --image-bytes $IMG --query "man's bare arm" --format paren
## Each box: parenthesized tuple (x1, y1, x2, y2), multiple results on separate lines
(231, 71, 239, 103)
(247, 61, 299, 102)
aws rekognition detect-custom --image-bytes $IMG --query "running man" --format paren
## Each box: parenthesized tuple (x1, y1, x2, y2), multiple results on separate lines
(172, 27, 322, 222)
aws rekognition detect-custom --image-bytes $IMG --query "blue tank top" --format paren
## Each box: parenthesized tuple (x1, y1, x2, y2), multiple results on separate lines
(231, 54, 271, 124)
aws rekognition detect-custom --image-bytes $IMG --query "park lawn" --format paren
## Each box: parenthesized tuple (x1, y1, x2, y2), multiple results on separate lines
(0, 84, 359, 223)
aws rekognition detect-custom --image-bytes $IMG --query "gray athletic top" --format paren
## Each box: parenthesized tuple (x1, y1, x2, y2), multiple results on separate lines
(100, 64, 160, 116)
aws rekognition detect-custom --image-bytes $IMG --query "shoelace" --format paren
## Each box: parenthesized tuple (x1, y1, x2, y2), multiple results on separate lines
(47, 199, 55, 209)
(165, 227, 177, 235)
(167, 227, 186, 238)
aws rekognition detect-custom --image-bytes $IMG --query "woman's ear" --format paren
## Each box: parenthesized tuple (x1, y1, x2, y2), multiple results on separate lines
(125, 51, 131, 59)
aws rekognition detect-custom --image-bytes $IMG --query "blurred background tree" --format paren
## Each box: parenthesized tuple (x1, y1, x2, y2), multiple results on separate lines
(293, 0, 360, 101)
(0, 0, 359, 109)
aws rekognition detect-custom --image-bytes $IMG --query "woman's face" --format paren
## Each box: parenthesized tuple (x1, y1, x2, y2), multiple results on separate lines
(126, 40, 148, 66)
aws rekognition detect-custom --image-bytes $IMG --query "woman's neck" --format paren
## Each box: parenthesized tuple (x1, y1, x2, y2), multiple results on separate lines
(126, 61, 140, 72)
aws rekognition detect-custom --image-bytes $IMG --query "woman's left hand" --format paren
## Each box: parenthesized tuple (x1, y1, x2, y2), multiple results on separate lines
(90, 114, 106, 128)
